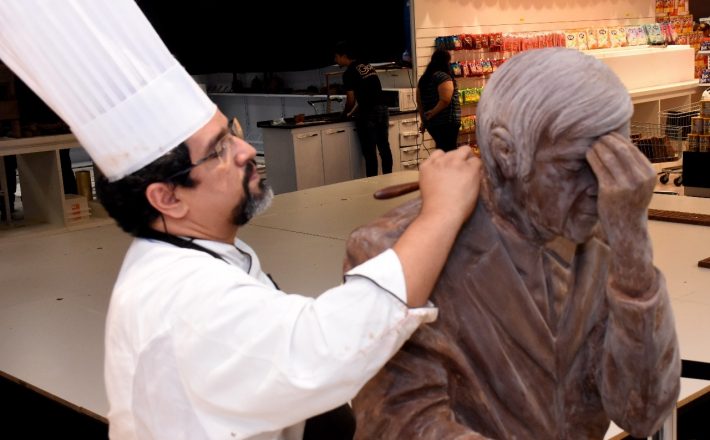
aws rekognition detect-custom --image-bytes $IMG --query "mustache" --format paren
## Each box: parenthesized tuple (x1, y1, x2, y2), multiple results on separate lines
(243, 160, 257, 185)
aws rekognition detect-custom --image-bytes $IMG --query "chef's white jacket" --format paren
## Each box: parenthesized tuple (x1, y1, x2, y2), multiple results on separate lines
(104, 237, 437, 439)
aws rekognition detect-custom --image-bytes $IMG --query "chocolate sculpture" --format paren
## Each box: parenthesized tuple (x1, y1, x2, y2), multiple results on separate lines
(344, 48, 680, 439)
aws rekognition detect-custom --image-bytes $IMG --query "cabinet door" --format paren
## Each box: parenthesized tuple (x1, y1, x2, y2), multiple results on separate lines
(348, 126, 366, 179)
(322, 127, 352, 185)
(293, 131, 324, 190)
(388, 119, 401, 172)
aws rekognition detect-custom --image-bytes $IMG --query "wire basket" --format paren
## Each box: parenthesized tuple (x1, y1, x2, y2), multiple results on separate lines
(660, 101, 700, 133)
(630, 122, 683, 163)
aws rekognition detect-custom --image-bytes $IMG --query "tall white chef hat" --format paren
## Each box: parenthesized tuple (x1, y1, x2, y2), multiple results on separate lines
(0, 0, 216, 181)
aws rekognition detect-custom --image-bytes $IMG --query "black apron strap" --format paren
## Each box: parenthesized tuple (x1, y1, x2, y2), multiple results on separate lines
(137, 229, 228, 263)
(139, 229, 282, 287)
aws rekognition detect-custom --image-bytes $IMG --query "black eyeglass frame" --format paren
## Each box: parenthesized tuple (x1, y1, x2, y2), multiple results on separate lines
(165, 117, 244, 183)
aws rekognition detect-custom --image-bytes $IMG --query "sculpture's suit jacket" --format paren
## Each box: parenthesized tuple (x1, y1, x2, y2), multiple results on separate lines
(345, 198, 680, 439)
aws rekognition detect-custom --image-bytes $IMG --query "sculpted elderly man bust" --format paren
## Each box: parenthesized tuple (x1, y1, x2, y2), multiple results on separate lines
(344, 48, 680, 439)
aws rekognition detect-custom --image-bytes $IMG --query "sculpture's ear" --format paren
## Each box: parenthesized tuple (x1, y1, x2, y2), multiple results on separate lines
(489, 126, 517, 180)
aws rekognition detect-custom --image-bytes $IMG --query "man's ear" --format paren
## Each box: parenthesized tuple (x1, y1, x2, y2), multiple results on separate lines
(489, 126, 517, 180)
(145, 182, 188, 220)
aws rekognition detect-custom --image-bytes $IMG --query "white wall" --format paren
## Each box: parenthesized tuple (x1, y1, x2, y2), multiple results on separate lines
(411, 0, 656, 75)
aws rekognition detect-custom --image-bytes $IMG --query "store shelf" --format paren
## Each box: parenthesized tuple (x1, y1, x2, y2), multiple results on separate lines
(0, 134, 111, 239)
(628, 79, 700, 100)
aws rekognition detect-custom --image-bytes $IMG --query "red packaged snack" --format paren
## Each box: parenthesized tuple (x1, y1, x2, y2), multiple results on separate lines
(474, 34, 483, 50)
(461, 34, 474, 50)
(473, 59, 483, 76)
(481, 34, 490, 50)
(462, 61, 472, 77)
(490, 33, 503, 51)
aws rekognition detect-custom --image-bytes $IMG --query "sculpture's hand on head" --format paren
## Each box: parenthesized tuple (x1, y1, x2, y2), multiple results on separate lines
(586, 132, 656, 229)
(586, 132, 657, 296)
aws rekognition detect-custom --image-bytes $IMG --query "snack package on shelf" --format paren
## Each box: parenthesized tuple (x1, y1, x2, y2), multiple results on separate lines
(656, 0, 665, 16)
(435, 35, 463, 50)
(655, 0, 688, 17)
(609, 27, 628, 48)
(502, 33, 520, 52)
(460, 114, 476, 133)
(597, 27, 612, 48)
(670, 0, 689, 16)
(460, 87, 482, 105)
(435, 36, 447, 50)
(639, 25, 652, 44)
(481, 34, 491, 51)
(644, 23, 666, 45)
(658, 22, 671, 44)
(625, 27, 637, 45)
(663, 15, 692, 35)
(684, 15, 694, 34)
(451, 61, 463, 77)
(586, 28, 599, 50)
(461, 88, 473, 104)
(564, 31, 578, 49)
(461, 61, 472, 77)
(576, 30, 589, 50)
(489, 33, 503, 52)
(481, 59, 492, 74)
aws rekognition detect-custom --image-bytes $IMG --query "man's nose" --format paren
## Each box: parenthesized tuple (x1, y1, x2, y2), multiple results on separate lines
(233, 137, 257, 166)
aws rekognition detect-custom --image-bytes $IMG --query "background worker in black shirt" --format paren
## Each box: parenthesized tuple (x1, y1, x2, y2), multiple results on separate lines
(335, 41, 392, 177)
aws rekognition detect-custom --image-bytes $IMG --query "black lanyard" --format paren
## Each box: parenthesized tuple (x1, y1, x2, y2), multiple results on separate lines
(137, 229, 228, 263)
(137, 229, 280, 289)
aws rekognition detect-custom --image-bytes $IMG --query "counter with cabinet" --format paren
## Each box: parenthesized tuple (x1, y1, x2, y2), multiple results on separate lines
(258, 110, 429, 194)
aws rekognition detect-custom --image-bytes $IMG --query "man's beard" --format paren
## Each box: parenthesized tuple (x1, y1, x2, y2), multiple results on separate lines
(233, 160, 273, 226)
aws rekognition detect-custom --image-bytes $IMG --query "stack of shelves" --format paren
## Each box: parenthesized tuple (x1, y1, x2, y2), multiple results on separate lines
(0, 134, 112, 240)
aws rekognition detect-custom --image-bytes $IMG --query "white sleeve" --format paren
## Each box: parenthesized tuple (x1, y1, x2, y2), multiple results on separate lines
(171, 248, 437, 436)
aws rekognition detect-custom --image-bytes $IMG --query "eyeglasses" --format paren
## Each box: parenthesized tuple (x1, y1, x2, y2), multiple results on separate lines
(166, 117, 245, 183)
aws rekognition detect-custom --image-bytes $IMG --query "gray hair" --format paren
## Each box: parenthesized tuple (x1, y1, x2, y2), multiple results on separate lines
(477, 48, 633, 187)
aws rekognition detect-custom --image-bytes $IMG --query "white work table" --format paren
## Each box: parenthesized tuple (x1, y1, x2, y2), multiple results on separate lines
(0, 170, 709, 437)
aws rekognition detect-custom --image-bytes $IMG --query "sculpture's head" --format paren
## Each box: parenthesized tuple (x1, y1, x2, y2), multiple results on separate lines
(476, 48, 632, 244)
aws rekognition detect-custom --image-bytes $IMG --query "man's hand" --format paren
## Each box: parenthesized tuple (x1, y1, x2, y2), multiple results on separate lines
(586, 132, 656, 295)
(419, 146, 482, 226)
(392, 146, 482, 307)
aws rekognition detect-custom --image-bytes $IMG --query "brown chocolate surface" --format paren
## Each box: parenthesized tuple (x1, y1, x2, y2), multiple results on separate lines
(344, 198, 680, 439)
